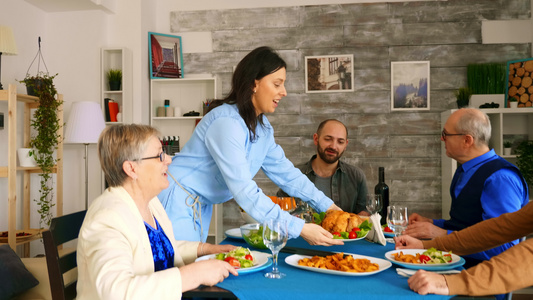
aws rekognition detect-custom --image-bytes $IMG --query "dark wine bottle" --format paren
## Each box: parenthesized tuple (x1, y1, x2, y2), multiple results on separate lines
(375, 167, 389, 225)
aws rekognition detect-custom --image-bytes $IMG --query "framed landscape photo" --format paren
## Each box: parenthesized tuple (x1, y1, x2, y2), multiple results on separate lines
(391, 61, 430, 111)
(305, 54, 354, 93)
(149, 32, 183, 79)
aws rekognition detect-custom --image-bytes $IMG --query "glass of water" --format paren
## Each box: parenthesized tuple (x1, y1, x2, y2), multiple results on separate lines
(386, 205, 408, 237)
(262, 219, 288, 279)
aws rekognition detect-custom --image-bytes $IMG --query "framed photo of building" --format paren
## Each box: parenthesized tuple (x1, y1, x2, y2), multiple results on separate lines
(391, 61, 430, 111)
(305, 54, 354, 93)
(149, 32, 183, 79)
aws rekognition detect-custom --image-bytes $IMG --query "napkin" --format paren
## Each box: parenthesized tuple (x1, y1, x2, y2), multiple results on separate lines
(396, 268, 461, 277)
(365, 213, 386, 246)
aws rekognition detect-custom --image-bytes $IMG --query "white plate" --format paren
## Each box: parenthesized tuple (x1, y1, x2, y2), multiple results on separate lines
(195, 251, 271, 274)
(225, 228, 243, 239)
(383, 232, 395, 238)
(384, 249, 465, 271)
(285, 253, 392, 276)
(334, 231, 368, 242)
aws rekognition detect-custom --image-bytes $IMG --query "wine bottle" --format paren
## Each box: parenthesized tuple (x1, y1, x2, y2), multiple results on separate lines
(375, 167, 389, 225)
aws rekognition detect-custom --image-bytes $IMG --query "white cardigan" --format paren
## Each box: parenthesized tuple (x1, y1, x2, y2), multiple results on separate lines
(77, 187, 200, 300)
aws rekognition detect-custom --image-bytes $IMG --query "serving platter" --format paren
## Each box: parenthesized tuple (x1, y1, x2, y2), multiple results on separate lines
(285, 253, 391, 276)
(333, 231, 368, 242)
(196, 251, 271, 274)
(384, 249, 465, 271)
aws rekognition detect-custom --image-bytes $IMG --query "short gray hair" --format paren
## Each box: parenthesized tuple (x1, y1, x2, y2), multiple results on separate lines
(98, 124, 160, 187)
(455, 108, 491, 148)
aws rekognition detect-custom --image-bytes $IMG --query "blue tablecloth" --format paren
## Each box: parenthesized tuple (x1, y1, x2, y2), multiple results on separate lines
(217, 236, 460, 300)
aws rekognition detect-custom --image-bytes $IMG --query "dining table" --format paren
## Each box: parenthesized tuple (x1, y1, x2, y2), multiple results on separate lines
(182, 234, 485, 300)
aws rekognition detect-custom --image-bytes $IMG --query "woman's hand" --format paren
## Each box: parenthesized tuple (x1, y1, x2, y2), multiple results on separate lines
(300, 223, 344, 246)
(327, 203, 342, 211)
(199, 243, 237, 256)
(180, 259, 238, 292)
(408, 270, 450, 295)
(394, 234, 424, 249)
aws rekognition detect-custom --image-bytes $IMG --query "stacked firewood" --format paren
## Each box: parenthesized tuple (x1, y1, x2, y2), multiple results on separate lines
(508, 60, 533, 107)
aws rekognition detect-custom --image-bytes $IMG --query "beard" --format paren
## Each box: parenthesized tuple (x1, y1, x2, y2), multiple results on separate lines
(317, 144, 345, 164)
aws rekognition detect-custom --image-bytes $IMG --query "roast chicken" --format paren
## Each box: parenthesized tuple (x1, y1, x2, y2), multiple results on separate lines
(321, 210, 367, 233)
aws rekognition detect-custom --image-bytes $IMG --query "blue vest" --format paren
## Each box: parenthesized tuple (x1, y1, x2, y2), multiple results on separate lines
(443, 157, 527, 231)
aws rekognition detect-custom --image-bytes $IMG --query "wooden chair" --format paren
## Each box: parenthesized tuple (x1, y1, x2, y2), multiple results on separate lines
(42, 210, 86, 300)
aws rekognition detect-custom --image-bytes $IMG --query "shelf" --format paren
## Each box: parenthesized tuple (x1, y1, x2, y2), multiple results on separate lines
(152, 116, 203, 120)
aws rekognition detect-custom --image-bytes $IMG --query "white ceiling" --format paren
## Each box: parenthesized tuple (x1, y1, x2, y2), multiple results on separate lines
(23, 0, 116, 13)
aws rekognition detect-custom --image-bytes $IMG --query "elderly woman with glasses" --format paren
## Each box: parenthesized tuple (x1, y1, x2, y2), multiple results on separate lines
(76, 124, 238, 300)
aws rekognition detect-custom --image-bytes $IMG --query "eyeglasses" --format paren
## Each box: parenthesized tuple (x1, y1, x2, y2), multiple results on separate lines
(441, 129, 466, 141)
(140, 151, 166, 162)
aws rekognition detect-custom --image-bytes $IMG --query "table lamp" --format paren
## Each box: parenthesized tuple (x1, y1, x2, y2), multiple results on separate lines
(64, 101, 106, 209)
(0, 25, 18, 90)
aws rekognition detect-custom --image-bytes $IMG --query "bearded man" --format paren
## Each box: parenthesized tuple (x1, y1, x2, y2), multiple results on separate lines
(277, 119, 369, 215)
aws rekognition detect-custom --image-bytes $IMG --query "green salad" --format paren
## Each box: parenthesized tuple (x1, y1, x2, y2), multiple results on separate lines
(215, 247, 255, 269)
(242, 225, 268, 249)
(420, 247, 453, 264)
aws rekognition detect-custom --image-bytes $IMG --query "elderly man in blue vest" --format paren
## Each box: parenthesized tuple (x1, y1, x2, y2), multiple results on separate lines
(404, 108, 529, 268)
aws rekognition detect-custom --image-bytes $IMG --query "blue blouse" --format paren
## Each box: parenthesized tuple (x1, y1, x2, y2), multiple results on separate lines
(145, 217, 174, 272)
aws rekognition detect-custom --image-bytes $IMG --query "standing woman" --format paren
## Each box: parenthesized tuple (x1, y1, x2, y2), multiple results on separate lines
(77, 124, 238, 300)
(158, 46, 342, 246)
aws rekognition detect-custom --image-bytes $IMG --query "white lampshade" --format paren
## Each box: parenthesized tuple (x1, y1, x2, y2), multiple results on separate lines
(0, 26, 18, 55)
(64, 101, 106, 144)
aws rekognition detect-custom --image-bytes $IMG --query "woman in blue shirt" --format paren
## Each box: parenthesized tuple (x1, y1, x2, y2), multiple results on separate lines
(158, 46, 342, 246)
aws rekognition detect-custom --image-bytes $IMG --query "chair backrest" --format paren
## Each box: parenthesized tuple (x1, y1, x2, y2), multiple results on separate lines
(43, 210, 86, 300)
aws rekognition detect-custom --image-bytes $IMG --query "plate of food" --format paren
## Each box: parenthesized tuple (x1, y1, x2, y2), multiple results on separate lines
(195, 247, 272, 275)
(381, 224, 395, 238)
(385, 248, 465, 271)
(224, 228, 243, 240)
(285, 252, 391, 276)
(313, 211, 372, 242)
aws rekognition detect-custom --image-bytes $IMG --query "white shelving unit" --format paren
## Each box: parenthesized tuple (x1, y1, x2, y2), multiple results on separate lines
(149, 76, 223, 244)
(100, 47, 131, 124)
(441, 108, 533, 218)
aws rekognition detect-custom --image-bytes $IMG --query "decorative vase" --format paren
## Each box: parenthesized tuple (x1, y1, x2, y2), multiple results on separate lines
(17, 148, 37, 167)
(504, 148, 512, 156)
(109, 81, 121, 91)
(510, 101, 518, 109)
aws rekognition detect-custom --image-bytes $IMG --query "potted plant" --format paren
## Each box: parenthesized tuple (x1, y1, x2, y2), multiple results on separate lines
(509, 97, 518, 109)
(107, 68, 122, 91)
(503, 141, 512, 156)
(19, 72, 63, 228)
(515, 140, 533, 189)
(454, 87, 472, 109)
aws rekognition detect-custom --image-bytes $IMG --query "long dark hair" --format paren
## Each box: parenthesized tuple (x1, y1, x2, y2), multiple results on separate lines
(208, 46, 286, 141)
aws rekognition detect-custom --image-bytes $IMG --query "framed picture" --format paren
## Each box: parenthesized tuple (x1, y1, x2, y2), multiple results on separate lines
(505, 57, 533, 108)
(391, 61, 430, 111)
(305, 54, 354, 93)
(149, 32, 183, 79)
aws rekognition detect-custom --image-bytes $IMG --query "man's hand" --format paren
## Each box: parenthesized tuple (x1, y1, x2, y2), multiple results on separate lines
(300, 223, 344, 246)
(409, 212, 433, 225)
(403, 222, 447, 239)
(408, 270, 450, 296)
(394, 235, 424, 249)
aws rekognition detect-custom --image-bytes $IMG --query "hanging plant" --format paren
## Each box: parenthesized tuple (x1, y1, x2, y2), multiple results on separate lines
(18, 37, 63, 228)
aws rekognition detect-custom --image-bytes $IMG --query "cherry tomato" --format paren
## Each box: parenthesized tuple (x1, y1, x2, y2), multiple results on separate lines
(384, 226, 393, 233)
(244, 254, 253, 261)
(348, 231, 357, 239)
(352, 227, 361, 232)
(419, 254, 431, 264)
(332, 232, 341, 237)
(224, 257, 241, 268)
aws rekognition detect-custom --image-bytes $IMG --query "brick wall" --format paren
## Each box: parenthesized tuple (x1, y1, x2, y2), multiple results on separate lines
(170, 0, 531, 227)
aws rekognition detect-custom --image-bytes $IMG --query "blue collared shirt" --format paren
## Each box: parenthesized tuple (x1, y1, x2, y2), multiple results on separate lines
(159, 103, 333, 239)
(434, 149, 529, 260)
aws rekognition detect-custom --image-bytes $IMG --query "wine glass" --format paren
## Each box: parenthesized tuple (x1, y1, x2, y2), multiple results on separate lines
(365, 194, 383, 215)
(262, 219, 288, 279)
(386, 205, 408, 237)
